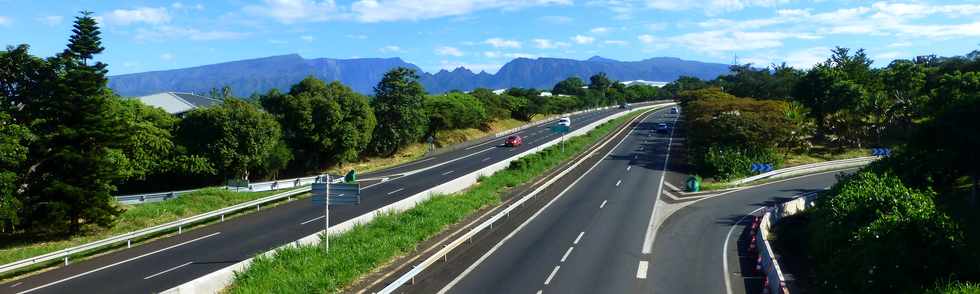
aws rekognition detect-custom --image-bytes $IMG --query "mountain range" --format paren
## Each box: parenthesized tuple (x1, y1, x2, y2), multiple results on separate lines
(107, 54, 731, 97)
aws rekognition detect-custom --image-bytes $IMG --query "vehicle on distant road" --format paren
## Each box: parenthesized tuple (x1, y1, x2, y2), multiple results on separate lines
(619, 102, 631, 109)
(656, 122, 670, 133)
(670, 107, 679, 114)
(557, 117, 571, 127)
(504, 135, 523, 147)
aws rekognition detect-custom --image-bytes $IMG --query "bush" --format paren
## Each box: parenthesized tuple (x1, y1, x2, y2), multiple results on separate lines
(696, 146, 782, 181)
(925, 281, 980, 294)
(807, 170, 967, 293)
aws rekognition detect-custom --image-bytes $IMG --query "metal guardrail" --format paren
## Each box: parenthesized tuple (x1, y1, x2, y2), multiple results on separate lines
(731, 156, 877, 186)
(377, 105, 670, 293)
(0, 183, 330, 275)
(115, 175, 329, 205)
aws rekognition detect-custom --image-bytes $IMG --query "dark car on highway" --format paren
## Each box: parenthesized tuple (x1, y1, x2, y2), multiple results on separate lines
(505, 135, 523, 147)
(656, 123, 670, 133)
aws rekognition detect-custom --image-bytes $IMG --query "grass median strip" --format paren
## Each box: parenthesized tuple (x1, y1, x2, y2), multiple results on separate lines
(0, 188, 292, 278)
(228, 110, 647, 294)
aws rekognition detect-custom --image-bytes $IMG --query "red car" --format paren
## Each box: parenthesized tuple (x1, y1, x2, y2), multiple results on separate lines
(505, 135, 523, 147)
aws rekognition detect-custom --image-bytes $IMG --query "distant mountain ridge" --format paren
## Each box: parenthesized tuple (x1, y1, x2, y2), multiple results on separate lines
(108, 54, 731, 97)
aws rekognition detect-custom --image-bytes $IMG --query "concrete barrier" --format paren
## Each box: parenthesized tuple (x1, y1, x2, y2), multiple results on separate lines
(162, 103, 675, 294)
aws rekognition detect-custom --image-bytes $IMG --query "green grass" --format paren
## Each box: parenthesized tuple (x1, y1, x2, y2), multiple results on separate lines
(229, 110, 647, 294)
(782, 145, 870, 167)
(926, 281, 980, 294)
(0, 188, 290, 277)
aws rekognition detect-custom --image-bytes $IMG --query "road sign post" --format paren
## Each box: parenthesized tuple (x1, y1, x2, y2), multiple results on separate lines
(312, 177, 361, 252)
(551, 124, 571, 152)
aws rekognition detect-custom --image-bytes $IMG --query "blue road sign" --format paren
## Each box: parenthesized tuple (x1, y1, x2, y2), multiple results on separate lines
(550, 124, 570, 134)
(312, 183, 361, 205)
(871, 148, 891, 156)
(751, 163, 774, 173)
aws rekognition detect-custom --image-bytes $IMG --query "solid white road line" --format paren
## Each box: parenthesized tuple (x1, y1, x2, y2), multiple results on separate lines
(636, 261, 649, 279)
(387, 188, 405, 195)
(544, 266, 561, 285)
(9, 282, 22, 288)
(536, 290, 543, 294)
(437, 109, 660, 294)
(664, 182, 681, 192)
(17, 232, 221, 294)
(663, 190, 677, 200)
(561, 247, 574, 262)
(600, 200, 608, 208)
(723, 206, 767, 294)
(143, 261, 193, 280)
(641, 114, 679, 255)
(300, 215, 325, 225)
(441, 170, 455, 176)
(482, 157, 491, 162)
(615, 180, 622, 187)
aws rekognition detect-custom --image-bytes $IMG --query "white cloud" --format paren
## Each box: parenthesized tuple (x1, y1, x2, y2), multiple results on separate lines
(745, 47, 829, 69)
(436, 46, 464, 56)
(484, 38, 521, 48)
(590, 27, 611, 34)
(888, 41, 913, 48)
(37, 15, 63, 26)
(160, 53, 175, 60)
(637, 34, 656, 44)
(347, 34, 368, 39)
(670, 30, 816, 53)
(268, 39, 288, 44)
(172, 2, 205, 10)
(0, 16, 11, 26)
(244, 0, 339, 24)
(604, 40, 628, 45)
(438, 60, 503, 74)
(572, 35, 595, 44)
(532, 39, 570, 49)
(351, 0, 571, 22)
(505, 52, 537, 58)
(540, 15, 573, 24)
(136, 26, 248, 41)
(875, 51, 909, 60)
(301, 35, 314, 42)
(646, 22, 667, 31)
(103, 7, 171, 25)
(379, 45, 403, 53)
(484, 51, 501, 58)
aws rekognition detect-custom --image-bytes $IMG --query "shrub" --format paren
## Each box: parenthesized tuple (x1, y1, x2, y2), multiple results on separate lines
(807, 170, 966, 293)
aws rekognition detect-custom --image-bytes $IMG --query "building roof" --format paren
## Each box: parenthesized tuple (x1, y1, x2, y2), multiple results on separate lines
(136, 92, 221, 115)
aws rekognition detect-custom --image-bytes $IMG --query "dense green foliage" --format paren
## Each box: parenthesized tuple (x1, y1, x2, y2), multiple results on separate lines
(177, 99, 282, 181)
(260, 77, 376, 170)
(425, 92, 489, 132)
(369, 67, 429, 156)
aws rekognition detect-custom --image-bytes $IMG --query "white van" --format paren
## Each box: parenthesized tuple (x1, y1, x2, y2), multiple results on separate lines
(557, 117, 571, 127)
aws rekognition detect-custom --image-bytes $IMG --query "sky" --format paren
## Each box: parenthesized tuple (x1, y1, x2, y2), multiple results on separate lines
(1, 0, 978, 76)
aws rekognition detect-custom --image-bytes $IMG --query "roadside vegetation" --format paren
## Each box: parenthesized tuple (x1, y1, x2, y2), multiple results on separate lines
(766, 50, 980, 293)
(0, 188, 287, 277)
(229, 110, 648, 293)
(0, 11, 663, 253)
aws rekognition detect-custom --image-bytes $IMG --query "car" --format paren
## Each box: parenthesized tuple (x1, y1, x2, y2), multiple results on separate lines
(670, 107, 679, 114)
(504, 135, 523, 147)
(557, 117, 571, 127)
(619, 102, 631, 109)
(656, 122, 670, 133)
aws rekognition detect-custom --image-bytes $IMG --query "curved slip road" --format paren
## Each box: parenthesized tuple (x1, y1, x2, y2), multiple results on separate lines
(648, 170, 853, 294)
(0, 102, 665, 294)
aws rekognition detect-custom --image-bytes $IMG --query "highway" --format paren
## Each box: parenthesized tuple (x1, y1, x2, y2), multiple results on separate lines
(0, 103, 662, 294)
(425, 106, 679, 294)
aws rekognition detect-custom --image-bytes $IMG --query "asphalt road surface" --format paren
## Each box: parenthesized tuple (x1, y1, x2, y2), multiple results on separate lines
(648, 170, 850, 294)
(437, 107, 679, 294)
(0, 102, 665, 294)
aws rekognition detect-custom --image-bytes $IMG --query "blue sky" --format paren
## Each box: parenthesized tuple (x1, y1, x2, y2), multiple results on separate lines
(1, 0, 978, 76)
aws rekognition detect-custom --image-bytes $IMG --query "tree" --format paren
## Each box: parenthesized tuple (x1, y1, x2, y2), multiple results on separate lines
(424, 92, 488, 133)
(262, 77, 375, 169)
(588, 72, 613, 92)
(470, 88, 511, 119)
(552, 77, 587, 96)
(209, 85, 234, 100)
(15, 12, 134, 234)
(369, 67, 428, 156)
(177, 99, 282, 181)
(0, 112, 31, 230)
(793, 65, 864, 140)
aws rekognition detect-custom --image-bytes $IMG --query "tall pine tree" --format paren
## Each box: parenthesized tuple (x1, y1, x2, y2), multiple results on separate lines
(20, 11, 127, 234)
